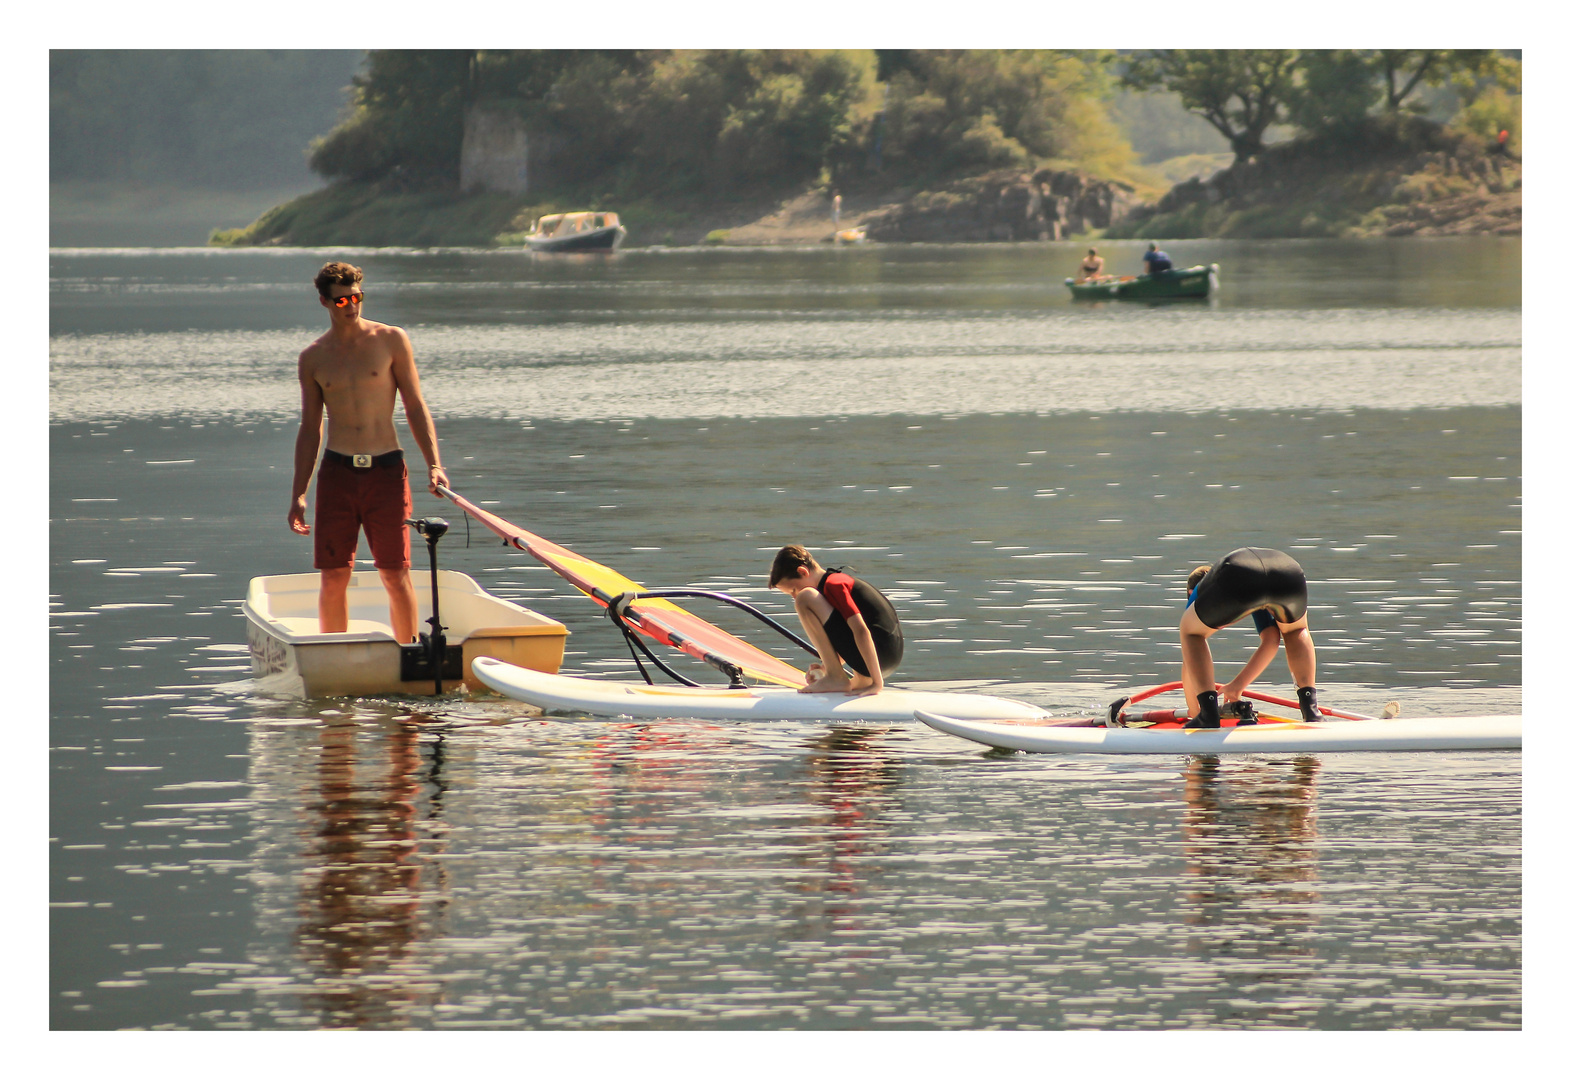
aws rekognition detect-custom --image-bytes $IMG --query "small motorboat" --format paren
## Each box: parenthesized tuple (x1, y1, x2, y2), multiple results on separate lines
(244, 569, 568, 697)
(1067, 263, 1218, 300)
(523, 211, 627, 252)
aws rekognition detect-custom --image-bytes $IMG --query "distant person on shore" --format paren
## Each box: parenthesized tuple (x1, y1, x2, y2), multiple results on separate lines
(288, 261, 450, 643)
(1179, 547, 1324, 728)
(1143, 242, 1174, 275)
(1076, 247, 1106, 282)
(769, 545, 903, 696)
(832, 191, 842, 228)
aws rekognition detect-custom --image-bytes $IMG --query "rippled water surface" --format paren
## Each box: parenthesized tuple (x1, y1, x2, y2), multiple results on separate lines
(50, 239, 1521, 1030)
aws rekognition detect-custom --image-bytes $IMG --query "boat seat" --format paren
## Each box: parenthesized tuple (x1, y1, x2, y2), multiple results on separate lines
(270, 616, 396, 638)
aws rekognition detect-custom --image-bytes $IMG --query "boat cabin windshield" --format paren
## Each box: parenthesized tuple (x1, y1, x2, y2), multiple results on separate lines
(532, 212, 620, 237)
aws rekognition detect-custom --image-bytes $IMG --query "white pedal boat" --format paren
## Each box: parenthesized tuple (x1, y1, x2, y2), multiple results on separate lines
(470, 657, 1046, 722)
(244, 570, 568, 697)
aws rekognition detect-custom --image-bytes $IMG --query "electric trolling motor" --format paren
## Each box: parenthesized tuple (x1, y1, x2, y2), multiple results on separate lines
(402, 516, 460, 693)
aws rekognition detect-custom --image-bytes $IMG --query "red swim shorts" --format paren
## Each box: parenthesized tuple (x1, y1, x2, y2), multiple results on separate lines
(313, 451, 412, 570)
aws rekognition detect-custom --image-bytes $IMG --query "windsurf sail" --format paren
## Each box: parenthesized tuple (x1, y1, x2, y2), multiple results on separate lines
(438, 485, 807, 688)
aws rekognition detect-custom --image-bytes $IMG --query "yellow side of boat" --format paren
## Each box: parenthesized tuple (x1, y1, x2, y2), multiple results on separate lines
(244, 570, 568, 697)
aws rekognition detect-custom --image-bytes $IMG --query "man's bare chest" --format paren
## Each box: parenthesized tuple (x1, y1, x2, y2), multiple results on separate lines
(315, 352, 395, 396)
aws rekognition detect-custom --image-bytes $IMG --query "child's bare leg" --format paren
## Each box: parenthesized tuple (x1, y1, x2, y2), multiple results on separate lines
(1282, 623, 1316, 688)
(793, 591, 851, 693)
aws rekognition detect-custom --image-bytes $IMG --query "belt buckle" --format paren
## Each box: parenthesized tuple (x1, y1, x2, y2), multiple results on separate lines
(352, 453, 372, 469)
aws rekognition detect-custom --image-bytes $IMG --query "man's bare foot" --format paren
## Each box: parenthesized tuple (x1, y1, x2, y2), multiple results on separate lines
(799, 674, 852, 694)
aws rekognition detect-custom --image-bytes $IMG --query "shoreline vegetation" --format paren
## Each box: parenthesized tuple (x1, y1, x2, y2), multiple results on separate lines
(58, 50, 1520, 250)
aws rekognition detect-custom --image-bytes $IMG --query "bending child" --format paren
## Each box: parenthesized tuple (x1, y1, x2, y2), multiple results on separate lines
(1180, 547, 1323, 728)
(768, 545, 904, 696)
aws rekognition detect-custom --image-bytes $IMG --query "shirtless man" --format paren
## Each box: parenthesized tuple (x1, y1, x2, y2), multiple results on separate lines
(288, 262, 449, 643)
(1076, 247, 1105, 282)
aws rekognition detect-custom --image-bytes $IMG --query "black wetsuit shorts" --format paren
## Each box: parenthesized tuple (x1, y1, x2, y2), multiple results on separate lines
(1190, 547, 1308, 630)
(819, 569, 904, 677)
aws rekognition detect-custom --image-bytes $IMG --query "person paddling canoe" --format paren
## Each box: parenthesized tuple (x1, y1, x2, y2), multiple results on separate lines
(1180, 547, 1324, 728)
(288, 261, 450, 643)
(769, 545, 904, 696)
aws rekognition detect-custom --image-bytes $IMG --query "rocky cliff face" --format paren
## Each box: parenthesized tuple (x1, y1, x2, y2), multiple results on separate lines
(1112, 127, 1521, 239)
(859, 168, 1143, 243)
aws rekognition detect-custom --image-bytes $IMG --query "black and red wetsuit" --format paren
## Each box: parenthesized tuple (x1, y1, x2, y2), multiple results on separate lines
(817, 568, 904, 677)
(1188, 547, 1308, 630)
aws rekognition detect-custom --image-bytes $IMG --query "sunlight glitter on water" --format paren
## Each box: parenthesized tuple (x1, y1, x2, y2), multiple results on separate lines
(51, 242, 1520, 1030)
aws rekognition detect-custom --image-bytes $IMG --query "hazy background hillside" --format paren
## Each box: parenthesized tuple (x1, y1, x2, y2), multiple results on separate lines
(52, 50, 1229, 247)
(50, 49, 1518, 247)
(50, 50, 364, 246)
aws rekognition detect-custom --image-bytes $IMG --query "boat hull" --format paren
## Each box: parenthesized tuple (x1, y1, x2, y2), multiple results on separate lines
(524, 226, 626, 253)
(1067, 264, 1216, 300)
(244, 571, 568, 697)
(471, 657, 1046, 722)
(916, 710, 1522, 754)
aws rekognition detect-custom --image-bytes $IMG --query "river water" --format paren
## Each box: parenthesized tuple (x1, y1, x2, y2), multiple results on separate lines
(49, 238, 1522, 1032)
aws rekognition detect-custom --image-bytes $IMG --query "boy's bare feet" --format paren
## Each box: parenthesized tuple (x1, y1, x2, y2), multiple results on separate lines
(800, 672, 853, 694)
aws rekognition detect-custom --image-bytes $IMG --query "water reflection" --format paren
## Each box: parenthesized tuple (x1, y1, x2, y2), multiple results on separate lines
(1181, 756, 1321, 954)
(251, 715, 449, 1029)
(49, 238, 1521, 1031)
(797, 727, 901, 909)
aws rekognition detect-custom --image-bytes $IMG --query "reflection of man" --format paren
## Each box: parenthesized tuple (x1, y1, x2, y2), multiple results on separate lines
(288, 262, 450, 643)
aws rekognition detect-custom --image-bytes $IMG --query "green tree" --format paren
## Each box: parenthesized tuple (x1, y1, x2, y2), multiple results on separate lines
(1286, 50, 1521, 143)
(1122, 50, 1298, 160)
(874, 50, 1132, 180)
(1370, 49, 1517, 112)
(306, 49, 876, 198)
(1288, 51, 1382, 139)
(309, 50, 477, 186)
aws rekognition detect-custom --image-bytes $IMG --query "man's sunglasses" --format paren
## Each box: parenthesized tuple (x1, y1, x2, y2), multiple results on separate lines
(328, 293, 364, 308)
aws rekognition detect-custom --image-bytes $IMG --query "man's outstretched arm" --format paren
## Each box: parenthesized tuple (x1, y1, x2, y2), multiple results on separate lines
(389, 329, 449, 496)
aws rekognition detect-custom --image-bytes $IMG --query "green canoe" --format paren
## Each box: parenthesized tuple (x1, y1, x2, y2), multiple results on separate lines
(1066, 263, 1218, 300)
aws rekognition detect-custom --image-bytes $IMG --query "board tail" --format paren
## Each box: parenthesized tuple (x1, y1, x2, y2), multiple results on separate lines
(438, 485, 807, 687)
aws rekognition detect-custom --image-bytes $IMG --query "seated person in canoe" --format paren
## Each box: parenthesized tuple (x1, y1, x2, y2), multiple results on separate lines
(769, 545, 904, 696)
(1180, 547, 1323, 728)
(1076, 247, 1106, 282)
(288, 261, 451, 643)
(1142, 241, 1174, 275)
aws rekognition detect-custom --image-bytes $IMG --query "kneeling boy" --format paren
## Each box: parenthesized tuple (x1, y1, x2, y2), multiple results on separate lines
(769, 545, 903, 696)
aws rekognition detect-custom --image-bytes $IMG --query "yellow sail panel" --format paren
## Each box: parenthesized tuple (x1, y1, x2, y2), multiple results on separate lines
(440, 486, 806, 687)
